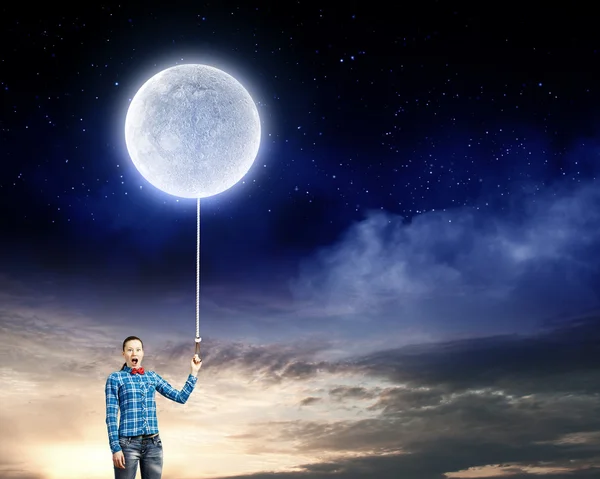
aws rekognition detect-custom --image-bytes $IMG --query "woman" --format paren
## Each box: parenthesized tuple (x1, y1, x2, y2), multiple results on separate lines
(105, 335, 203, 479)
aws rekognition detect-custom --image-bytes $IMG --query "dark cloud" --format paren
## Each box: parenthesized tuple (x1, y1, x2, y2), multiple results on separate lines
(202, 314, 600, 478)
(157, 312, 600, 398)
(299, 397, 321, 407)
(356, 314, 600, 396)
(156, 338, 349, 384)
(329, 386, 378, 401)
(366, 386, 443, 412)
(203, 449, 600, 479)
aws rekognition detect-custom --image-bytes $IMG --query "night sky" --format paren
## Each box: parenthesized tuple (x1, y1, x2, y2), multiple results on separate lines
(2, 2, 600, 479)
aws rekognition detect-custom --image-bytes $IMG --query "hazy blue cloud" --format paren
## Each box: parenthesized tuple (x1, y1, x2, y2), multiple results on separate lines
(291, 181, 600, 339)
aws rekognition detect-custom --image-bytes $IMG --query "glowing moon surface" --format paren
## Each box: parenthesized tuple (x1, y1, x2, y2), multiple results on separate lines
(124, 64, 261, 198)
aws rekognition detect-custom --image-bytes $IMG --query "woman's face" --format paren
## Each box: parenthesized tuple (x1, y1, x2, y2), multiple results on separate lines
(122, 339, 144, 368)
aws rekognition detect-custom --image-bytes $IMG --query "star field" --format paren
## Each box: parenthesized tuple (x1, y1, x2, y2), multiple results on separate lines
(1, 2, 600, 285)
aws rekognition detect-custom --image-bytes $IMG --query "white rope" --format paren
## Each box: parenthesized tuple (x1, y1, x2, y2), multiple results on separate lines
(195, 197, 201, 348)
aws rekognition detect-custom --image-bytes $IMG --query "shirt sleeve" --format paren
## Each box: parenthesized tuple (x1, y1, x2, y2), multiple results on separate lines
(105, 374, 121, 454)
(153, 372, 197, 404)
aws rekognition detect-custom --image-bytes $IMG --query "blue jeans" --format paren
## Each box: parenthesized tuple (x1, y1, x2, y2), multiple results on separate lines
(114, 434, 163, 479)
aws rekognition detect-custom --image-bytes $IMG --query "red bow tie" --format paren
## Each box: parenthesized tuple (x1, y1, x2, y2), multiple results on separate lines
(131, 367, 145, 375)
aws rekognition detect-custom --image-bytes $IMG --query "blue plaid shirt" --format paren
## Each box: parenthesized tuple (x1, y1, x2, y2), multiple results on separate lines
(105, 365, 198, 453)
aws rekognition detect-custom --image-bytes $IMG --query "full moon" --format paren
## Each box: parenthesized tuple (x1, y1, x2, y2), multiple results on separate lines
(124, 64, 261, 198)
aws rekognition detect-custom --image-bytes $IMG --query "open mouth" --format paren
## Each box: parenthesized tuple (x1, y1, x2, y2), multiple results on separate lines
(132, 359, 139, 365)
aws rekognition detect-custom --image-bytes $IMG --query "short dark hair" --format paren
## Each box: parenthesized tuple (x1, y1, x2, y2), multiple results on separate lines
(120, 336, 144, 370)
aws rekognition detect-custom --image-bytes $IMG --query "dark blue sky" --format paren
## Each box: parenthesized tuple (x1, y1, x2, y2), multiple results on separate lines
(3, 2, 600, 333)
(2, 2, 600, 328)
(2, 4, 598, 277)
